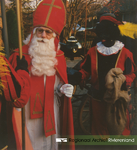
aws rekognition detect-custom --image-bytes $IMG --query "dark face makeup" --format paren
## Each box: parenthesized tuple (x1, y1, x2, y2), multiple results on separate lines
(96, 20, 121, 47)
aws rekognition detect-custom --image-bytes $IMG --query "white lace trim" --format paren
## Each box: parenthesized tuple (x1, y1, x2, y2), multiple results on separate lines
(96, 41, 124, 55)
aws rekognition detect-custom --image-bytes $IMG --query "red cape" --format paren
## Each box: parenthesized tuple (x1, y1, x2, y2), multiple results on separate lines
(8, 45, 75, 150)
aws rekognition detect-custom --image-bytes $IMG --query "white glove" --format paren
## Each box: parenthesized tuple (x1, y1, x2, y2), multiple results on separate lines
(60, 84, 74, 98)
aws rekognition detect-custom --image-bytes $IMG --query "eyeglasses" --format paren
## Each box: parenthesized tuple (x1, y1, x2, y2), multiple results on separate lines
(36, 28, 53, 36)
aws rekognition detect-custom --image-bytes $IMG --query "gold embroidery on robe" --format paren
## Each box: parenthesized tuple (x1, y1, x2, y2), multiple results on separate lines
(33, 92, 43, 114)
(46, 110, 54, 132)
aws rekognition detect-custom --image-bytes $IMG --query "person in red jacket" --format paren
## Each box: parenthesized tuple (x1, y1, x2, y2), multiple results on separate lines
(8, 0, 75, 150)
(70, 13, 136, 135)
(0, 49, 31, 150)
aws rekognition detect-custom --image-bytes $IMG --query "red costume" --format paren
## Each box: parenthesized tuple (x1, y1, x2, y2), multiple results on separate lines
(70, 14, 136, 136)
(0, 52, 31, 150)
(8, 45, 75, 150)
(6, 0, 75, 149)
(79, 45, 136, 135)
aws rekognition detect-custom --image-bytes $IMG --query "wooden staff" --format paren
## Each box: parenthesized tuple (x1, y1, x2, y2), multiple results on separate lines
(16, 0, 22, 59)
(16, 0, 25, 150)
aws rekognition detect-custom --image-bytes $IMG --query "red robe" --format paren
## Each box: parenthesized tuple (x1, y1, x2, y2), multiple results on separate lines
(8, 45, 75, 150)
(0, 55, 31, 150)
(79, 46, 136, 135)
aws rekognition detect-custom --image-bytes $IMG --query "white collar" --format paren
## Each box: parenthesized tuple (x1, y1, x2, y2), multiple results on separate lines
(96, 41, 124, 55)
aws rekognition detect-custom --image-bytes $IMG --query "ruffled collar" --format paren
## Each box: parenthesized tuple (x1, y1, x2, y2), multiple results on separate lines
(96, 41, 124, 55)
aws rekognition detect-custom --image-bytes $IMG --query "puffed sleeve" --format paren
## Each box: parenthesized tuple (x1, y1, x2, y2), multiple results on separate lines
(2, 54, 31, 108)
(124, 53, 136, 87)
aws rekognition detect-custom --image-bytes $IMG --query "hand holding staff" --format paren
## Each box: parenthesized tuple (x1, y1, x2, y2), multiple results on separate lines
(16, 0, 25, 150)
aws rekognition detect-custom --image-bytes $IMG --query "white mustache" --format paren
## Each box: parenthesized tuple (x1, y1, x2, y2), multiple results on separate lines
(36, 37, 49, 43)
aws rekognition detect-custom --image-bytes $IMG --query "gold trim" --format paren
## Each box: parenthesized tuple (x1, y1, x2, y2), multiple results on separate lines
(115, 48, 123, 68)
(46, 110, 54, 132)
(33, 93, 43, 114)
(14, 98, 18, 102)
(43, 3, 61, 9)
(33, 111, 43, 114)
(56, 53, 64, 57)
(13, 96, 21, 103)
(44, 0, 56, 26)
(46, 25, 60, 35)
(1, 145, 8, 150)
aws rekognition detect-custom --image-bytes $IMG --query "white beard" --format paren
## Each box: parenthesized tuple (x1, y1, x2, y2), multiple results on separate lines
(28, 35, 58, 76)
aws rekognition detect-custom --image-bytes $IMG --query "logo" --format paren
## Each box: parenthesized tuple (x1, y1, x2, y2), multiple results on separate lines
(56, 138, 67, 142)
